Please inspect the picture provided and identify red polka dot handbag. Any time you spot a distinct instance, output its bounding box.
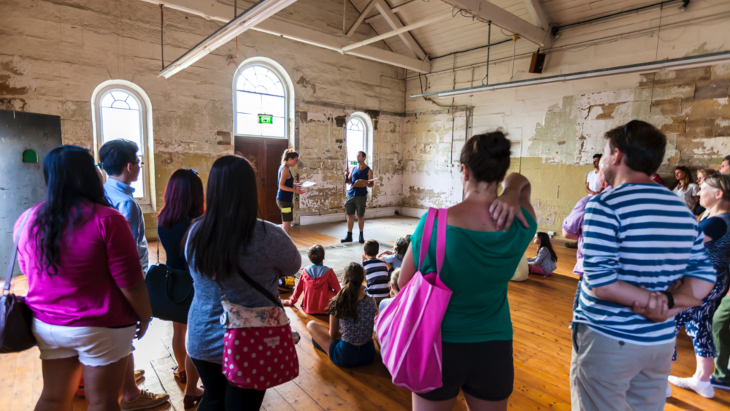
[219,270,299,390]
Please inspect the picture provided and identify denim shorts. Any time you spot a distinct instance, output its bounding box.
[329,339,375,368]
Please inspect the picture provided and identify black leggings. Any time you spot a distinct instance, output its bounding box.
[191,357,266,411]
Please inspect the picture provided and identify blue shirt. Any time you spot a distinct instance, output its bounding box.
[104,178,149,273]
[276,165,294,202]
[347,166,370,197]
[573,183,716,345]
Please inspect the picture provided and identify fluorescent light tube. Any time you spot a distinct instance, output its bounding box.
[159,0,297,79]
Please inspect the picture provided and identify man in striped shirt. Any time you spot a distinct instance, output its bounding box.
[571,120,716,411]
[361,240,390,302]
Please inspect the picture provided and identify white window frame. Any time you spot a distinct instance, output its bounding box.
[345,112,374,194]
[91,81,156,211]
[233,58,294,141]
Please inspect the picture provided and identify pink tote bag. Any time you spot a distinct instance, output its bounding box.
[375,207,452,393]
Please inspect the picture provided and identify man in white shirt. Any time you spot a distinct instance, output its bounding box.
[585,154,603,195]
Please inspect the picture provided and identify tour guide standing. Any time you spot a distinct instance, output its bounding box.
[277,149,305,235]
[342,151,374,244]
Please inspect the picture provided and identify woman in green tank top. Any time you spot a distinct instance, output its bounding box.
[398,131,537,411]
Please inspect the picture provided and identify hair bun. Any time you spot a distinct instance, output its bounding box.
[460,131,512,184]
[478,132,511,159]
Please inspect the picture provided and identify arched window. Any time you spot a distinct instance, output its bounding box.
[234,64,287,138]
[92,83,153,206]
[345,114,373,192]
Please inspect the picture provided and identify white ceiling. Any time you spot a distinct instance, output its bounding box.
[349,0,671,59]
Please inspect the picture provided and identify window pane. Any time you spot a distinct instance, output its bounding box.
[101,93,114,107]
[237,113,262,136]
[101,107,142,149]
[130,166,144,199]
[236,91,261,115]
[126,97,139,110]
[347,129,364,163]
[261,116,285,138]
[235,65,286,137]
[99,89,146,200]
[347,118,363,132]
[261,95,284,117]
[111,91,128,101]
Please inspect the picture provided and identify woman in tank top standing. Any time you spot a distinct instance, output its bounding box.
[277,149,305,234]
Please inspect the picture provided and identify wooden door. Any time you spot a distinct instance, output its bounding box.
[234,137,289,224]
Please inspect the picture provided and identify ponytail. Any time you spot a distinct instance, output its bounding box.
[281,148,298,164]
[326,262,364,321]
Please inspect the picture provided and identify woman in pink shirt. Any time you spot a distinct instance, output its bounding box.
[14,145,153,411]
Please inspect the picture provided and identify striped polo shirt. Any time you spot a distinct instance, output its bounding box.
[362,258,390,298]
[573,183,716,345]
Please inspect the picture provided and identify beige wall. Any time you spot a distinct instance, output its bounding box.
[403,0,730,236]
[5,0,730,240]
[0,0,407,237]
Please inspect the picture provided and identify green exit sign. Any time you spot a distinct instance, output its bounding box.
[258,114,273,124]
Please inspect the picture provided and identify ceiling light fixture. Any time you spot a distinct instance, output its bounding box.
[158,0,297,78]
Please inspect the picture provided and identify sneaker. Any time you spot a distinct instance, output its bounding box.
[120,389,170,411]
[668,375,714,398]
[666,383,671,398]
[710,375,730,390]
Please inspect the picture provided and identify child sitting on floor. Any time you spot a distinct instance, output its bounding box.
[378,268,401,312]
[377,235,410,273]
[361,240,390,303]
[282,244,341,314]
[527,232,558,277]
[305,262,377,368]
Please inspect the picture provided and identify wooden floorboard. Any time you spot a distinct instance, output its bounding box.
[2,233,730,410]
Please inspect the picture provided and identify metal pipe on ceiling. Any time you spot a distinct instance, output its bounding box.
[410,51,730,99]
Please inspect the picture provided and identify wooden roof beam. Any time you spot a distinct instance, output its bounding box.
[374,0,427,60]
[440,0,552,47]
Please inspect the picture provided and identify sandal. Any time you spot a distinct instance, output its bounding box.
[172,366,187,385]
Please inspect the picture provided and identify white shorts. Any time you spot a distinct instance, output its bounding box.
[32,318,135,367]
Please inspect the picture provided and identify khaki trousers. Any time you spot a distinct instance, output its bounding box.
[570,323,674,411]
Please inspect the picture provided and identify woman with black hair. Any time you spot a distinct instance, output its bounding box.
[156,169,205,407]
[185,155,301,410]
[527,232,558,277]
[398,131,537,411]
[13,145,155,411]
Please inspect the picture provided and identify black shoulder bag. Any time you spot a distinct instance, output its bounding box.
[0,211,37,353]
[145,241,194,324]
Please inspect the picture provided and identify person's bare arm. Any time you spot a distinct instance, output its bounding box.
[562,228,579,240]
[279,167,305,194]
[345,168,352,185]
[119,278,153,339]
[367,169,374,188]
[633,277,715,321]
[592,281,657,308]
[398,244,417,290]
[328,315,341,340]
[585,181,594,195]
[489,173,534,230]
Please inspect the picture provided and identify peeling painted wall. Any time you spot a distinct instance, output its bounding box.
[0,0,406,235]
[296,105,405,217]
[404,0,730,236]
[405,63,730,235]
